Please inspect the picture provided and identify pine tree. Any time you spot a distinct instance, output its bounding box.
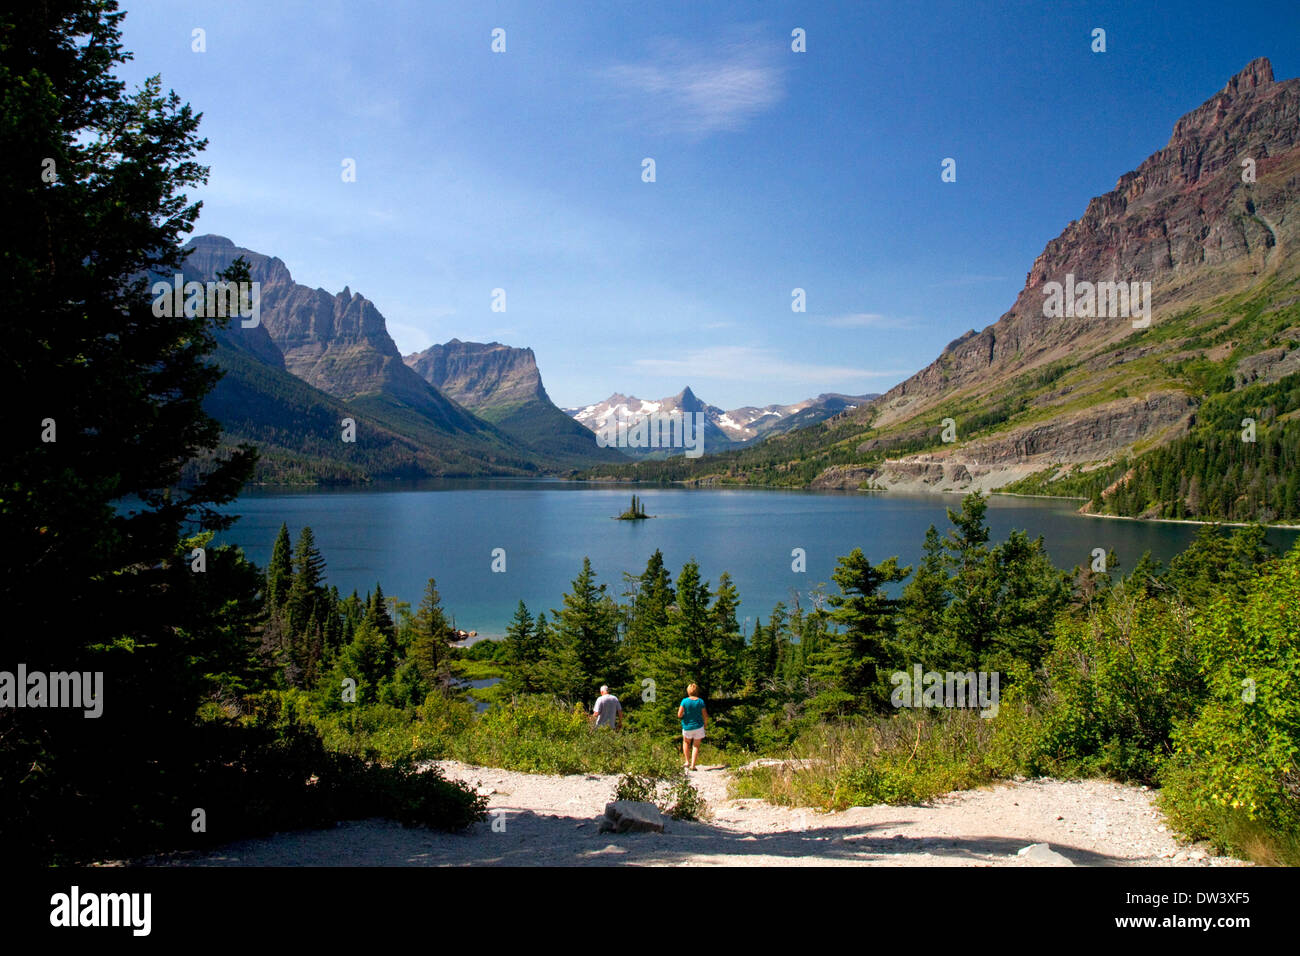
[266,523,293,610]
[896,524,953,668]
[502,601,554,696]
[0,1,264,862]
[625,549,674,668]
[365,582,396,640]
[710,571,745,694]
[553,558,622,704]
[942,493,999,670]
[988,530,1069,671]
[813,549,910,711]
[410,578,456,691]
[286,526,326,629]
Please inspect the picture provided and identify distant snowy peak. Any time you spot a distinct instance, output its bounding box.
[566,388,879,446]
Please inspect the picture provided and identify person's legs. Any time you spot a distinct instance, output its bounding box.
[690,737,701,769]
[682,735,691,766]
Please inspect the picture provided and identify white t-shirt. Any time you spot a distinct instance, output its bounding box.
[593,693,622,727]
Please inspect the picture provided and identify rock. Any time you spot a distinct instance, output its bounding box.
[601,801,666,834]
[582,843,628,857]
[1016,843,1075,866]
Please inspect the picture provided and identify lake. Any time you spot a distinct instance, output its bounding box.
[217,480,1300,639]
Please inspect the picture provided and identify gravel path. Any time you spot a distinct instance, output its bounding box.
[151,762,1247,867]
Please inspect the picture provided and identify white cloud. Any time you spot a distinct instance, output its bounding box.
[601,31,784,135]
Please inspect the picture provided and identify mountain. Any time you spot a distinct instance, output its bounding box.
[183,236,567,481]
[582,59,1300,523]
[721,393,879,442]
[185,235,485,436]
[404,339,624,466]
[566,387,740,457]
[567,388,876,456]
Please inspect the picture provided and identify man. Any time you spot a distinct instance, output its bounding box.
[591,684,623,730]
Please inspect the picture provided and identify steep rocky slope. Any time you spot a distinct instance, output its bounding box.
[590,58,1300,511]
[183,237,600,480]
[404,339,624,465]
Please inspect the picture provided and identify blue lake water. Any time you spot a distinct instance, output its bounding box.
[217,480,1300,638]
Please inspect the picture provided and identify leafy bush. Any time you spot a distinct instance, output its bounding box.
[1159,550,1300,860]
[1027,587,1202,782]
[613,769,707,821]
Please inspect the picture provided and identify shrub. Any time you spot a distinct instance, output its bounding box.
[1160,550,1300,859]
[613,769,707,821]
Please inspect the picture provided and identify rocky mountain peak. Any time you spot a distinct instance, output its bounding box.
[404,339,547,411]
[1223,56,1273,95]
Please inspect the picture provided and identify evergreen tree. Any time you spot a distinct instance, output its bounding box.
[552,558,622,704]
[0,1,259,862]
[814,549,910,711]
[896,524,952,668]
[625,549,675,667]
[266,522,293,610]
[365,581,396,640]
[286,526,326,628]
[942,493,999,670]
[987,530,1069,671]
[710,571,745,694]
[329,621,395,707]
[410,577,456,691]
[501,600,553,696]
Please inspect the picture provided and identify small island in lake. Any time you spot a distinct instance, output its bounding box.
[616,494,653,520]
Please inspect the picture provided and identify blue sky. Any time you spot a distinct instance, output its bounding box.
[117,0,1300,409]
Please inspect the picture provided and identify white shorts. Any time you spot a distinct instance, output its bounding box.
[681,727,706,741]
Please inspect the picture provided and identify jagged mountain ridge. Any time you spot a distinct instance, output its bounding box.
[568,387,876,455]
[183,236,616,479]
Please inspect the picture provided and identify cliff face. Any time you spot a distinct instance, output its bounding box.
[811,58,1300,494]
[868,58,1300,433]
[184,235,484,435]
[404,339,548,412]
[404,339,626,465]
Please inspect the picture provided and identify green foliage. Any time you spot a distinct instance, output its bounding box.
[1160,548,1300,857]
[614,769,707,821]
[617,494,650,519]
[812,549,910,710]
[0,0,260,863]
[1092,373,1300,522]
[732,710,999,810]
[551,558,624,704]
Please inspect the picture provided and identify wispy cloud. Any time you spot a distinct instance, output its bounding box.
[627,346,905,385]
[601,30,784,135]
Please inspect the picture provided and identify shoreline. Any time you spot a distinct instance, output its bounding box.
[574,476,1300,531]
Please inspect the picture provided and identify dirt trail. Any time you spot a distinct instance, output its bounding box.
[150,762,1247,867]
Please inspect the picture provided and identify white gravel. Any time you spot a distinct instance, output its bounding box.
[147,762,1248,867]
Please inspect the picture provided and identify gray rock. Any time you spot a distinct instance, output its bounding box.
[602,800,666,834]
[1016,843,1075,866]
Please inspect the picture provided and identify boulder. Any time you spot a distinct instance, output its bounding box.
[600,800,666,834]
[1016,842,1075,866]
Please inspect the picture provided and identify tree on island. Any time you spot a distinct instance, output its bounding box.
[617,494,651,520]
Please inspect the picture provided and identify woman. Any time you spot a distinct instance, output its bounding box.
[677,683,708,771]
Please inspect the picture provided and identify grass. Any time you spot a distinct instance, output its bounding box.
[731,709,1002,810]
